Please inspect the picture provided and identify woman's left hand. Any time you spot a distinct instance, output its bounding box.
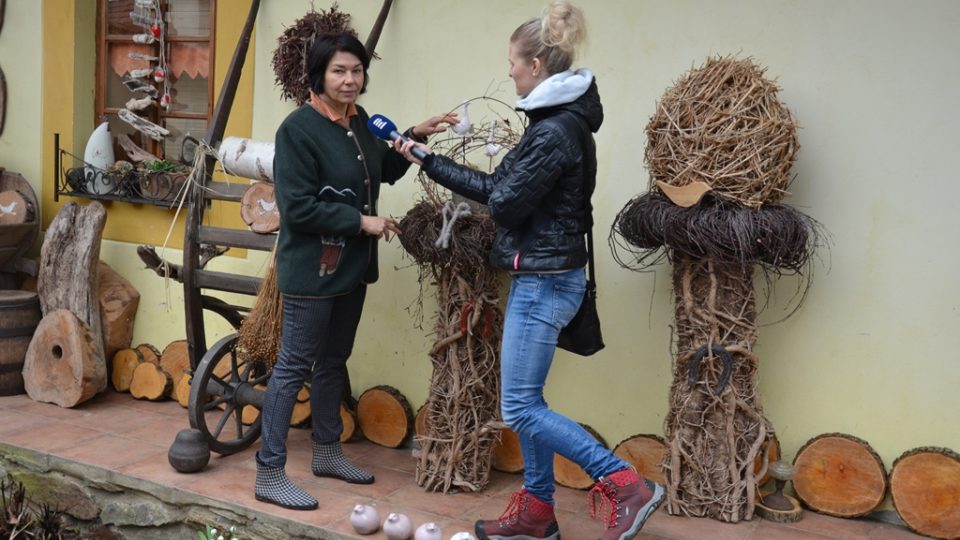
[411,113,460,140]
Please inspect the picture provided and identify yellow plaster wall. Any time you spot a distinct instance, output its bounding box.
[0,1,43,199]
[17,0,959,510]
[36,0,259,350]
[249,0,960,481]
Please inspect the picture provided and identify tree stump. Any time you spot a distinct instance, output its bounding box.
[614,434,667,485]
[555,424,607,490]
[492,426,524,474]
[889,447,960,540]
[111,347,144,392]
[98,262,140,362]
[37,201,108,379]
[23,309,103,407]
[792,433,887,518]
[357,385,413,448]
[240,181,280,233]
[129,361,173,401]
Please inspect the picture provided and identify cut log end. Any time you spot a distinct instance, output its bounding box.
[613,433,667,485]
[129,361,173,401]
[555,424,607,489]
[493,426,524,474]
[356,385,413,448]
[23,309,105,408]
[136,343,162,365]
[111,347,144,392]
[340,402,358,443]
[792,433,887,518]
[890,447,960,540]
[159,339,190,387]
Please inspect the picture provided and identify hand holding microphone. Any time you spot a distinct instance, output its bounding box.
[367,113,457,164]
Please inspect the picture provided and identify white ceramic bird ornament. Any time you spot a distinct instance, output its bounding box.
[484,121,502,157]
[451,102,473,137]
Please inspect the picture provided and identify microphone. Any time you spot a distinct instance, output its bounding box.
[367,114,429,160]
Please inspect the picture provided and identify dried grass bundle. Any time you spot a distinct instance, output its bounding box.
[237,261,281,366]
[611,191,822,273]
[271,4,356,105]
[646,56,799,208]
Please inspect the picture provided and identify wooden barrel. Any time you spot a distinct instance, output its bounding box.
[0,290,42,395]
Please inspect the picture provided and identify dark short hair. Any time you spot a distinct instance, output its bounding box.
[307,32,370,96]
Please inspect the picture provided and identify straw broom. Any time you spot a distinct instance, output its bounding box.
[237,252,282,366]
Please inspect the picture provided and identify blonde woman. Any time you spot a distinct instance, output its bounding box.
[397,2,664,539]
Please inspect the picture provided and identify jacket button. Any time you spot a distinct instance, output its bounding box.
[356,154,363,161]
[363,204,370,212]
[364,178,370,186]
[347,131,354,137]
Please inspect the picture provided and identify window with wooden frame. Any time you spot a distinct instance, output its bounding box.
[97,0,215,162]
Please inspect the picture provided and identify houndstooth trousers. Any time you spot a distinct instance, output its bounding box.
[257,285,367,468]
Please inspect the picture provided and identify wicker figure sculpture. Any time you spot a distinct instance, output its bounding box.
[611,57,822,522]
[399,99,523,493]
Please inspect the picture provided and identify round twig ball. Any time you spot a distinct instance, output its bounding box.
[645,56,799,208]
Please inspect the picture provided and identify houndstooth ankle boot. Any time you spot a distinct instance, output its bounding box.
[312,440,374,484]
[254,456,318,510]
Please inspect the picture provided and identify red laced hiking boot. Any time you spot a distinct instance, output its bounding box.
[475,489,561,540]
[589,469,665,540]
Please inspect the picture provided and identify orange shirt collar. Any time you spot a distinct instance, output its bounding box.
[309,91,358,124]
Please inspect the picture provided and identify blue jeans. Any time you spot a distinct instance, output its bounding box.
[258,286,366,468]
[501,269,628,505]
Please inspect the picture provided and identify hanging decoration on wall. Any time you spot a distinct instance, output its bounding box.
[398,96,524,493]
[118,0,172,140]
[271,4,357,105]
[610,56,825,523]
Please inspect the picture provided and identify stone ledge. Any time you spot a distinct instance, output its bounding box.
[0,442,353,539]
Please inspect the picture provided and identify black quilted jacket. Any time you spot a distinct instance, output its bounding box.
[422,80,602,272]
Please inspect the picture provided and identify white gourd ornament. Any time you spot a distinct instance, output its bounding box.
[383,513,414,540]
[414,522,443,540]
[83,121,116,194]
[350,504,380,535]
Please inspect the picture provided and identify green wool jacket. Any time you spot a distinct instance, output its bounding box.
[273,104,412,297]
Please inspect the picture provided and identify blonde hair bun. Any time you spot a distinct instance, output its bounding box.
[540,0,587,56]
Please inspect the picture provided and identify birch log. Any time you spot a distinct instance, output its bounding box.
[219,137,274,182]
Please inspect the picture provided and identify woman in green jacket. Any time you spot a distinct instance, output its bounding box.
[254,32,453,511]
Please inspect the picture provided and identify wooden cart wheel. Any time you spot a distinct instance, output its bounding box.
[889,447,960,539]
[792,433,887,518]
[188,333,270,455]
